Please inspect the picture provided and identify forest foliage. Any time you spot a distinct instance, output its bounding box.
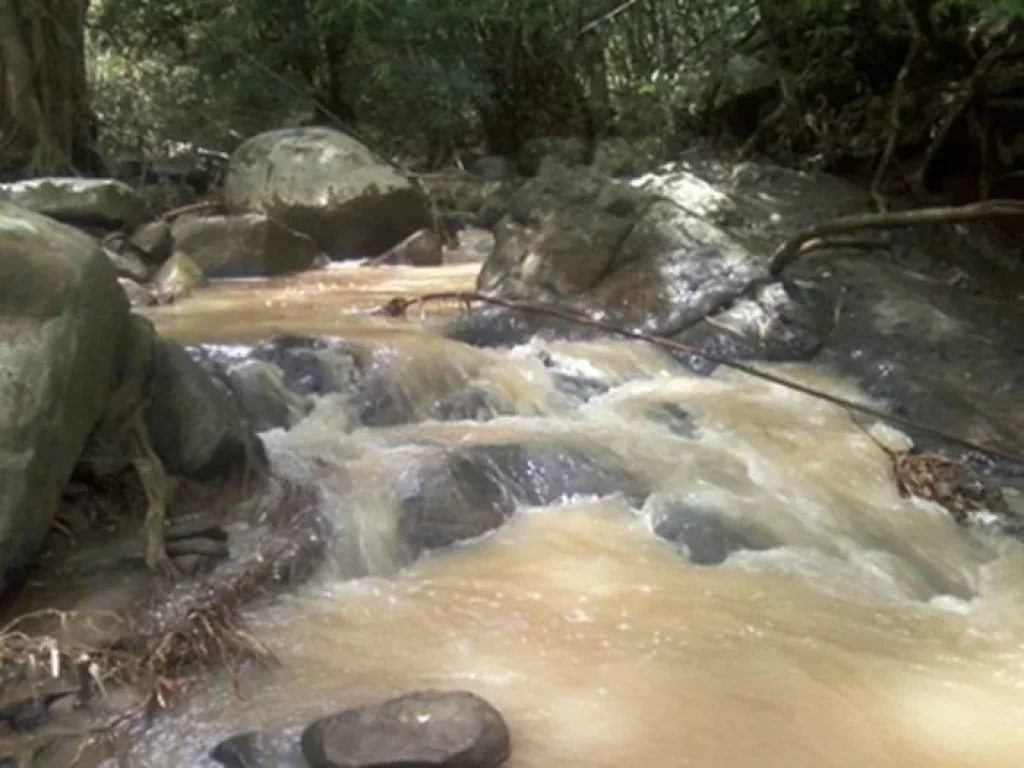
[1,0,1022,197]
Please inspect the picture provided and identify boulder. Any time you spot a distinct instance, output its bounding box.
[224,127,434,259]
[128,219,174,265]
[301,690,510,768]
[170,213,322,278]
[367,228,443,267]
[211,729,308,768]
[396,442,649,558]
[472,154,867,362]
[220,359,313,433]
[0,178,149,232]
[143,336,268,479]
[0,202,129,584]
[645,495,779,565]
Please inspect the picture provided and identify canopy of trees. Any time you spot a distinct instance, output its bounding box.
[1,0,1022,201]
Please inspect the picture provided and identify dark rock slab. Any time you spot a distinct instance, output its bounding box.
[398,442,649,557]
[647,498,779,565]
[301,690,510,768]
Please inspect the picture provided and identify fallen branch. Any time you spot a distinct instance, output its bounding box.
[374,290,1024,466]
[769,199,1024,275]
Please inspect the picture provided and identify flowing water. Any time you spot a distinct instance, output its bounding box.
[133,264,1024,766]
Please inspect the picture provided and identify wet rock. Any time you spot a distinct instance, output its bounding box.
[430,387,517,423]
[170,213,322,278]
[476,166,641,302]
[222,359,313,432]
[0,202,129,586]
[643,402,694,438]
[366,228,443,266]
[301,690,510,768]
[211,728,308,768]
[251,335,366,397]
[144,334,267,479]
[398,442,649,556]
[647,498,779,565]
[152,251,205,303]
[443,307,601,349]
[128,219,173,264]
[224,127,433,259]
[807,257,1024,458]
[0,178,149,231]
[474,153,863,356]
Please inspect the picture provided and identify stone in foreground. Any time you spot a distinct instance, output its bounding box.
[301,690,510,768]
[0,202,129,587]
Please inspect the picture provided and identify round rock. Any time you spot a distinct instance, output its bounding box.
[301,690,510,768]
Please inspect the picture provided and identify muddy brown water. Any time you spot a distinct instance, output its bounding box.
[121,263,1024,766]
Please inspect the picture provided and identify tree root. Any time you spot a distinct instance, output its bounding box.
[124,406,175,578]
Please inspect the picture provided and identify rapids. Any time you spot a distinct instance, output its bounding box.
[131,263,1024,767]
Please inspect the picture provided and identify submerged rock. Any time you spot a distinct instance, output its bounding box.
[0,203,129,587]
[397,442,649,557]
[647,497,779,565]
[211,728,308,768]
[222,359,314,432]
[301,690,510,768]
[251,335,366,397]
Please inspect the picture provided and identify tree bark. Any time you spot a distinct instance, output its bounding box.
[0,0,100,178]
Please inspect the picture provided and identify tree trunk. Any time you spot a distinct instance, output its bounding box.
[0,0,101,178]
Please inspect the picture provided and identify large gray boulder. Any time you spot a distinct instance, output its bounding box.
[170,213,322,277]
[470,154,867,358]
[224,127,434,259]
[0,178,149,232]
[0,203,129,582]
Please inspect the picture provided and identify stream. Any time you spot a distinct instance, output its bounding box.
[129,263,1024,767]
